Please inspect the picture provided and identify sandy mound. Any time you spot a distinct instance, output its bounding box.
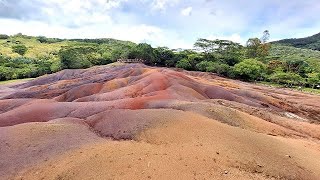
[1,63,320,180]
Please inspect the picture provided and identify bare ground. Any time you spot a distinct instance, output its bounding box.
[1,63,320,180]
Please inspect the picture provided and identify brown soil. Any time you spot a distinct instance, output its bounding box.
[1,63,320,180]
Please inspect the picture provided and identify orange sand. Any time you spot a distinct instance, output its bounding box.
[1,63,320,180]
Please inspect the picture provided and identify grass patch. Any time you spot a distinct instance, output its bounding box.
[0,78,34,85]
[257,81,320,94]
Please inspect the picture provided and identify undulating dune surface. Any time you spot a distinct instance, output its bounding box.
[1,63,320,180]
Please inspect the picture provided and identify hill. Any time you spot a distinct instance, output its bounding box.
[269,44,320,72]
[0,34,135,58]
[273,32,320,51]
[0,34,136,80]
[1,63,320,179]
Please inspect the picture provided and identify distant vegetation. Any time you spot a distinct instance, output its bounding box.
[273,32,320,51]
[0,32,320,90]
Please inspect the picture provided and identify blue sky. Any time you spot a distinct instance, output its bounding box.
[0,0,319,48]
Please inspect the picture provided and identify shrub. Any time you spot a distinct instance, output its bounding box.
[233,59,267,81]
[196,61,211,71]
[269,72,305,86]
[12,44,28,56]
[59,46,97,69]
[0,34,9,39]
[176,59,192,70]
[307,73,320,88]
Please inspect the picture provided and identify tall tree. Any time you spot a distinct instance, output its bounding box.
[261,30,270,44]
[246,30,271,59]
[246,38,261,58]
[194,38,242,65]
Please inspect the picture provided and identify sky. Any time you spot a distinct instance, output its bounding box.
[0,0,319,49]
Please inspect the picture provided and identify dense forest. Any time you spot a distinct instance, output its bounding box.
[1,32,320,90]
[273,32,320,51]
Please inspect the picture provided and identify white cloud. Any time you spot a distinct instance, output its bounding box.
[38,0,128,27]
[207,34,245,44]
[1,0,320,49]
[150,0,180,12]
[0,18,192,49]
[181,7,192,16]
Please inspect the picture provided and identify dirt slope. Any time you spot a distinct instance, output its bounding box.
[1,63,320,180]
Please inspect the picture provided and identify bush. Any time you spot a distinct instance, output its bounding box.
[59,46,97,69]
[196,61,211,71]
[12,44,28,56]
[210,63,231,76]
[127,43,155,64]
[233,59,267,81]
[307,73,320,88]
[0,34,9,39]
[269,72,305,86]
[37,36,63,43]
[176,59,192,70]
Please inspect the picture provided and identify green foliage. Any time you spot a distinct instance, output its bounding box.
[127,43,155,64]
[246,38,262,58]
[208,63,232,76]
[283,58,311,76]
[0,34,9,39]
[196,61,231,76]
[0,34,136,81]
[153,47,175,66]
[194,38,243,65]
[246,38,270,60]
[37,36,63,43]
[0,55,58,80]
[59,46,106,69]
[274,32,320,51]
[233,59,267,81]
[307,73,320,88]
[176,59,192,70]
[12,44,28,56]
[269,72,305,86]
[196,61,211,71]
[1,33,320,91]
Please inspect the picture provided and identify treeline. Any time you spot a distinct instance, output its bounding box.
[0,32,320,89]
[58,33,320,89]
[274,32,320,51]
[0,55,60,80]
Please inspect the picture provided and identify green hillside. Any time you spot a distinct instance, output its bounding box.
[273,32,320,51]
[0,34,135,59]
[0,34,136,80]
[269,44,320,72]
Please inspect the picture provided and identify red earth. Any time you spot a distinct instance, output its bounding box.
[1,63,320,180]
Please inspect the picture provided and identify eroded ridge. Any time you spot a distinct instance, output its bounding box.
[1,63,320,180]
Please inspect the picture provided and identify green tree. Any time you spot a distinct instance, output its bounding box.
[176,58,192,70]
[196,61,211,72]
[269,72,305,87]
[194,39,243,65]
[12,45,28,56]
[0,34,9,39]
[127,43,155,64]
[153,47,174,66]
[307,73,320,89]
[246,38,261,58]
[283,58,311,76]
[261,30,270,44]
[208,63,231,76]
[110,47,130,61]
[59,46,99,69]
[233,59,267,81]
[246,31,271,59]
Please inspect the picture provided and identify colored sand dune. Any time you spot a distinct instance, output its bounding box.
[1,63,320,180]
